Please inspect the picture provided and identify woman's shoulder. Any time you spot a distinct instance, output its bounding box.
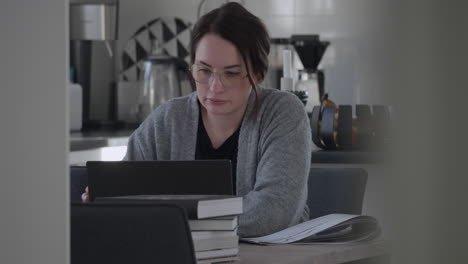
[161,92,197,110]
[132,93,197,137]
[147,92,197,119]
[259,88,305,113]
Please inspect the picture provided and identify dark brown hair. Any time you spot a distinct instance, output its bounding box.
[190,2,270,109]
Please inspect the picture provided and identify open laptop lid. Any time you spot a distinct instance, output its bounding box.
[71,202,196,264]
[86,160,233,201]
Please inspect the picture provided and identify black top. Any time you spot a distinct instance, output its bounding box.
[195,112,240,194]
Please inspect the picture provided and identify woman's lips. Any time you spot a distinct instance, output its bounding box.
[207,98,227,105]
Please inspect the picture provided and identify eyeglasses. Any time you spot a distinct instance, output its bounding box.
[190,64,248,88]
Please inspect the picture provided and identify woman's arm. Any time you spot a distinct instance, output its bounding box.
[123,111,159,161]
[239,93,312,237]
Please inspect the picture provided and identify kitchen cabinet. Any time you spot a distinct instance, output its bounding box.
[69,129,132,165]
[70,145,127,165]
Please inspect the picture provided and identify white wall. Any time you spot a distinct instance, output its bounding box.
[115,0,388,105]
[246,0,388,105]
[0,1,69,264]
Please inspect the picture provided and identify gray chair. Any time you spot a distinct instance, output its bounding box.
[307,168,368,219]
[70,166,88,202]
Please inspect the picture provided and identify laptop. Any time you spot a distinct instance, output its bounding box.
[86,160,233,201]
[71,202,196,264]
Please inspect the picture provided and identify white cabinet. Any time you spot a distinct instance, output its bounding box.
[70,145,127,165]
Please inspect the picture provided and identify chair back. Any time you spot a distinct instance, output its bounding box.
[71,203,196,264]
[307,168,368,219]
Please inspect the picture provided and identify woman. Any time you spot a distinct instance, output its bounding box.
[83,2,311,237]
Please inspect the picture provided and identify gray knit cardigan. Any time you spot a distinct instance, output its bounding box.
[124,88,312,237]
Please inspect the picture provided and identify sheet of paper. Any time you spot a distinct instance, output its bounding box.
[242,214,359,244]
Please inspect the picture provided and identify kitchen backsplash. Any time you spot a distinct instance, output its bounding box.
[89,0,389,119]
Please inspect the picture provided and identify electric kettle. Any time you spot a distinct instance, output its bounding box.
[137,44,194,122]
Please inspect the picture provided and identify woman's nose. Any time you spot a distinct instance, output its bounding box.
[208,73,225,92]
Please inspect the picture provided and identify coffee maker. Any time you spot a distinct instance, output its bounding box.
[291,35,329,113]
[266,35,329,113]
[69,0,119,130]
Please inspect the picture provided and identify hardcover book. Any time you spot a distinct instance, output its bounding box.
[97,194,243,219]
[189,216,238,231]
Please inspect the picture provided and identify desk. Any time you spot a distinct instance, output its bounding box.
[239,240,388,264]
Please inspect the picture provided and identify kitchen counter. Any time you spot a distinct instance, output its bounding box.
[70,129,133,151]
[71,129,385,164]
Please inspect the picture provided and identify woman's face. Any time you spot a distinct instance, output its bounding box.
[193,34,254,117]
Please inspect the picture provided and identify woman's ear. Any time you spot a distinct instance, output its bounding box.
[251,74,258,85]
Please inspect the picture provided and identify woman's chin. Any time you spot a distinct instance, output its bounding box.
[205,105,230,115]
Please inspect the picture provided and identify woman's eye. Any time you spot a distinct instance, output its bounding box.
[198,69,211,74]
[225,71,241,77]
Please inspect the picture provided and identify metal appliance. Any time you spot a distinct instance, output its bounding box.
[136,41,194,123]
[264,38,296,90]
[291,35,329,102]
[69,0,119,129]
[266,35,329,113]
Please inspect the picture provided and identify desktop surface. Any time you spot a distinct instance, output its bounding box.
[239,239,388,264]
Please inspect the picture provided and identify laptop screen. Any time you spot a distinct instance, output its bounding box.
[86,160,233,201]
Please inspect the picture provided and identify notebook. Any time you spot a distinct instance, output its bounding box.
[86,160,233,201]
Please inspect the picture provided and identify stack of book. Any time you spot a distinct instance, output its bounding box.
[190,216,240,264]
[100,194,243,264]
[181,195,242,264]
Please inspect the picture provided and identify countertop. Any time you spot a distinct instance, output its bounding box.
[70,129,133,151]
[71,129,384,164]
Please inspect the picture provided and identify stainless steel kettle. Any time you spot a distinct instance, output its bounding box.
[137,44,194,122]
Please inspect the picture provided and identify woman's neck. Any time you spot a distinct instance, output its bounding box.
[201,106,246,149]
